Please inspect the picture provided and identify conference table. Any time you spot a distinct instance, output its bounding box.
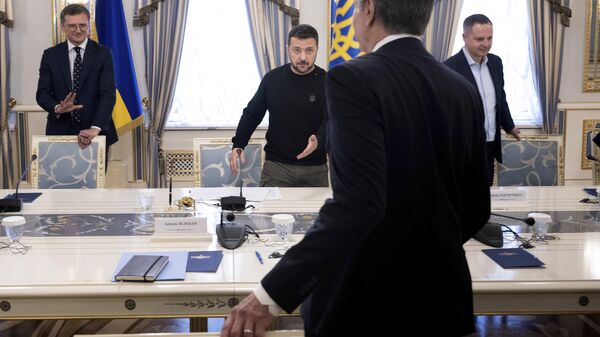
[0,186,600,323]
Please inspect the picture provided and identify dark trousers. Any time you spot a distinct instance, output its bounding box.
[486,141,495,186]
[260,160,329,187]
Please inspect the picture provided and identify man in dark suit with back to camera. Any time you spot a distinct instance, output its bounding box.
[36,4,117,150]
[221,1,490,337]
[445,14,520,185]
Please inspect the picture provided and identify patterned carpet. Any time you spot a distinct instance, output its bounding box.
[2,315,600,336]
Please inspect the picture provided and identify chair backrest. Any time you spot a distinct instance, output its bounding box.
[592,128,600,185]
[496,134,564,186]
[31,135,106,189]
[193,138,265,187]
[74,331,304,337]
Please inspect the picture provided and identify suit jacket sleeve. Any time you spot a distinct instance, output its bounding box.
[461,88,491,242]
[93,48,117,130]
[36,49,60,115]
[494,57,515,133]
[260,63,387,313]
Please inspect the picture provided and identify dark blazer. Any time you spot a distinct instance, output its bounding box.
[444,49,515,162]
[36,39,118,146]
[261,38,490,336]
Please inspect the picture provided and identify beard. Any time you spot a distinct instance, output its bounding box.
[291,61,314,74]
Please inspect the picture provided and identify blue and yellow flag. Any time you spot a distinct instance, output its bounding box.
[329,0,363,69]
[95,0,143,133]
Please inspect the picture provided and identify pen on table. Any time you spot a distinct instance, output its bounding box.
[255,250,264,264]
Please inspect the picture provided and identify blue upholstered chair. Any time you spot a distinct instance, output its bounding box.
[496,135,564,186]
[193,138,265,187]
[31,135,106,189]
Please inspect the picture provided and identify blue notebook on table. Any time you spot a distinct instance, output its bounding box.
[186,251,223,272]
[482,248,545,269]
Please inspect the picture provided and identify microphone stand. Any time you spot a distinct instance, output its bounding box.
[0,155,37,213]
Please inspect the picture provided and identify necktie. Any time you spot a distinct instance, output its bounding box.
[71,46,82,124]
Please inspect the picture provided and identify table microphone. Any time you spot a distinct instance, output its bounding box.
[0,154,38,212]
[490,212,535,226]
[221,149,246,211]
[218,150,248,249]
[474,212,536,248]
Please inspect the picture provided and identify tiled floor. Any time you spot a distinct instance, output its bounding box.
[3,315,600,336]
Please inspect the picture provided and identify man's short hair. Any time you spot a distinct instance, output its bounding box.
[60,4,90,23]
[288,24,319,46]
[356,0,434,35]
[463,14,492,34]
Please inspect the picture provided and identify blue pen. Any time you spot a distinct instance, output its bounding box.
[255,250,264,264]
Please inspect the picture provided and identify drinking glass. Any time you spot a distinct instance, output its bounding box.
[2,216,25,243]
[138,191,154,211]
[272,214,294,241]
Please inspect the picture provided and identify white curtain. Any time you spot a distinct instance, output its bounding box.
[529,0,570,133]
[0,0,14,188]
[137,0,190,187]
[245,0,297,77]
[423,0,464,61]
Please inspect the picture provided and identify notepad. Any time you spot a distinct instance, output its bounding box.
[112,251,188,281]
[482,248,545,269]
[186,251,223,272]
[115,255,169,281]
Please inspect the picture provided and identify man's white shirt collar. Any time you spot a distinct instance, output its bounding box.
[68,38,88,52]
[373,34,420,52]
[462,46,488,66]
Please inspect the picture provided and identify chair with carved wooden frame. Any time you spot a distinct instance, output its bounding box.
[495,134,564,186]
[192,138,266,187]
[31,135,106,189]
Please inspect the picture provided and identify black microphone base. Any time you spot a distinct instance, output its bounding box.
[0,199,22,212]
[474,222,503,248]
[221,196,246,211]
[217,224,247,250]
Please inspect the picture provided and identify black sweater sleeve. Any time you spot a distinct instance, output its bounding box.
[231,76,268,149]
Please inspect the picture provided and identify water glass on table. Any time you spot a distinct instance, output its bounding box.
[272,214,294,241]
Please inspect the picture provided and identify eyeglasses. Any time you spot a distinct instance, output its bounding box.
[290,46,316,56]
[65,23,89,32]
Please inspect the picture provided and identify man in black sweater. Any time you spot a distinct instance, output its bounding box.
[230,24,328,187]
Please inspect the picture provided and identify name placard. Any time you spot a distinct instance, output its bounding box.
[154,217,207,234]
[490,189,527,202]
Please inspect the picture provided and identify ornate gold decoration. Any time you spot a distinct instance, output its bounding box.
[582,119,600,169]
[177,196,196,210]
[584,0,600,91]
[133,0,165,27]
[548,0,572,27]
[0,10,13,27]
[267,0,300,26]
[7,97,16,108]
[141,97,150,109]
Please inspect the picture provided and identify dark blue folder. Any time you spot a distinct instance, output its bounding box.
[186,251,223,272]
[3,193,42,203]
[482,248,545,268]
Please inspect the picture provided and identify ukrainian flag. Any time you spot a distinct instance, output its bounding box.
[95,0,143,133]
[329,0,363,69]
